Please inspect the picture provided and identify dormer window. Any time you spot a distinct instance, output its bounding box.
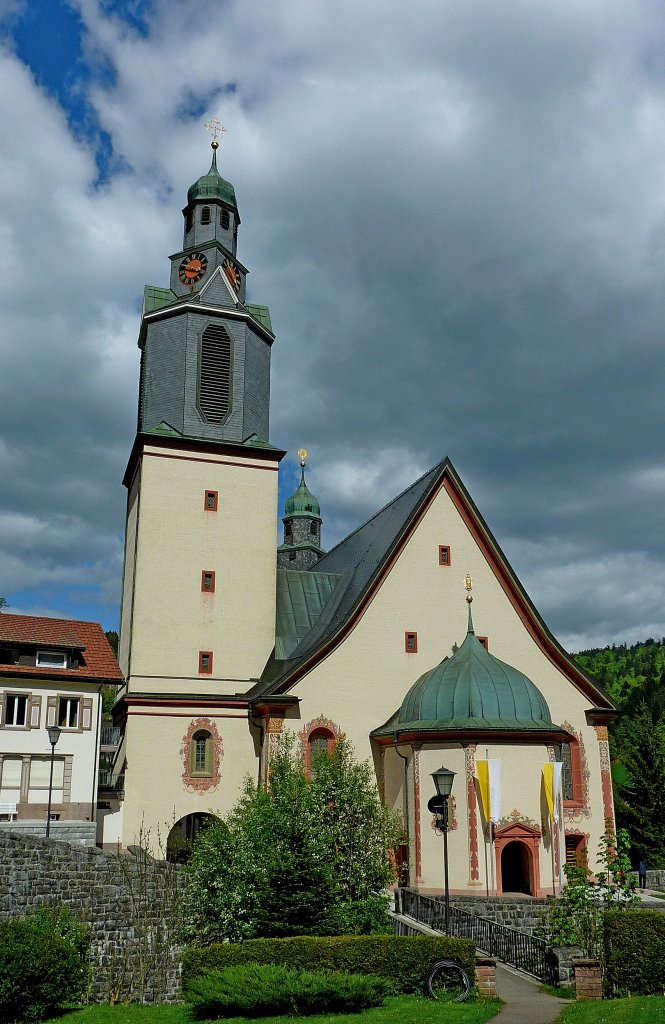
[201,206,211,225]
[36,650,67,669]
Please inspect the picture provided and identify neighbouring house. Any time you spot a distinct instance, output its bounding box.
[0,614,122,844]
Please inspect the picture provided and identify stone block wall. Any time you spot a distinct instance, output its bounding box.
[450,895,550,935]
[0,830,183,1003]
[0,820,96,846]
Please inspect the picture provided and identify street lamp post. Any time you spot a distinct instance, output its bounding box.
[429,766,456,934]
[46,725,62,838]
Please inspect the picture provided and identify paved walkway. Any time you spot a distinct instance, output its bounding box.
[495,963,571,1024]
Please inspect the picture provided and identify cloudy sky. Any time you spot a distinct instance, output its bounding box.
[1,0,664,651]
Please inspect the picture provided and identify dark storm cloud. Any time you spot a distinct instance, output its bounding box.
[2,0,665,645]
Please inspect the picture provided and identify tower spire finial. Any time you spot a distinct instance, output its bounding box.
[297,447,309,484]
[464,573,474,632]
[204,117,226,166]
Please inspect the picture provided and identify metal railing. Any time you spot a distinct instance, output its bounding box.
[100,726,121,746]
[400,889,552,982]
[97,769,125,792]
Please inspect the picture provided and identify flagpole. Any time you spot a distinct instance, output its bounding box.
[484,748,489,898]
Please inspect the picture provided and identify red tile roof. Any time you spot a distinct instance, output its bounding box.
[0,614,123,682]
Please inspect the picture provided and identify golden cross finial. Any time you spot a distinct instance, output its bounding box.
[297,448,309,468]
[464,573,473,603]
[204,117,226,150]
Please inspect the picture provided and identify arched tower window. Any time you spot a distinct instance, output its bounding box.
[221,208,230,230]
[201,206,211,225]
[190,729,213,777]
[198,324,232,422]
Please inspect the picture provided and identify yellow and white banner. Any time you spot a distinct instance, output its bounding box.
[543,762,563,824]
[476,758,501,825]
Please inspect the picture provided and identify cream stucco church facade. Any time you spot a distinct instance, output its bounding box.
[104,140,617,897]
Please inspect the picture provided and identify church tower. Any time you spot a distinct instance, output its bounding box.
[277,449,325,570]
[114,131,284,848]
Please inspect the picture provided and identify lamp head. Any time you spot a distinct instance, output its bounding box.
[48,725,62,747]
[431,765,455,798]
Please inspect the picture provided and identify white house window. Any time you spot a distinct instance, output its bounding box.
[4,694,28,727]
[58,697,79,729]
[36,650,67,668]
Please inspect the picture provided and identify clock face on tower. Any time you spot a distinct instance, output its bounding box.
[179,252,208,286]
[223,257,242,294]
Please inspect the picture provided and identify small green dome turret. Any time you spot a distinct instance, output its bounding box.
[284,449,321,519]
[284,480,321,518]
[187,143,237,208]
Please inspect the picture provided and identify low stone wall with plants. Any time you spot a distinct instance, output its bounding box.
[0,830,183,1003]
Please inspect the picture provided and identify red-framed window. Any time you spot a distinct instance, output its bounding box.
[477,636,489,651]
[561,740,584,806]
[201,570,216,593]
[438,545,451,566]
[198,651,213,675]
[204,490,218,512]
[405,631,418,653]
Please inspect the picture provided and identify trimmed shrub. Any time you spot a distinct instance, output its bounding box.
[604,909,665,996]
[185,963,390,1018]
[182,933,476,995]
[0,906,90,1023]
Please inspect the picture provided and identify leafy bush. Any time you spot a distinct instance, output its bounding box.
[604,909,665,996]
[182,933,476,996]
[185,963,389,1018]
[183,736,402,942]
[0,905,90,1023]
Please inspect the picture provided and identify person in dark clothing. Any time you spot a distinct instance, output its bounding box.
[639,859,648,889]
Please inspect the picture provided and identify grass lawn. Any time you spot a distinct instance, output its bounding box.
[556,995,665,1022]
[58,995,502,1024]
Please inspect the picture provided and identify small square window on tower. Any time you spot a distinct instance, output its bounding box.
[201,571,216,593]
[438,545,451,566]
[405,632,418,653]
[204,490,218,512]
[477,636,489,651]
[198,651,213,675]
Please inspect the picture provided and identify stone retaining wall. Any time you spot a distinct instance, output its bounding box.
[1,830,183,1003]
[0,820,96,846]
[450,895,550,935]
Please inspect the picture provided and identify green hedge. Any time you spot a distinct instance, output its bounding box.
[182,934,476,995]
[185,963,390,1018]
[604,910,665,996]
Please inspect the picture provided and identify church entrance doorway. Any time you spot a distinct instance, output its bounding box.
[501,841,532,894]
[493,819,542,897]
[166,812,218,862]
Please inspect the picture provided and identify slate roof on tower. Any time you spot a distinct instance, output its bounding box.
[252,456,617,716]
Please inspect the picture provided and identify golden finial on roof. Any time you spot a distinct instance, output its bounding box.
[204,117,226,150]
[464,573,473,603]
[297,448,309,468]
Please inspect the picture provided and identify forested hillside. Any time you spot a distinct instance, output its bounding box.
[574,638,665,867]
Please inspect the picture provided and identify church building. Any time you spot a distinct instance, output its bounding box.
[106,138,617,897]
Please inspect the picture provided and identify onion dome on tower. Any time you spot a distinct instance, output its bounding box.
[277,449,325,571]
[373,578,567,742]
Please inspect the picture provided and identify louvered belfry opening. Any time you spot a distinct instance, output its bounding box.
[201,206,211,224]
[199,323,232,422]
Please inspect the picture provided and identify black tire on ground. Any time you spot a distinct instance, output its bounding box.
[424,959,471,1003]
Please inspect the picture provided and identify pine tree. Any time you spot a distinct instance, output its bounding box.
[616,702,665,867]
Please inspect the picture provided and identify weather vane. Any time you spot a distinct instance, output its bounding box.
[204,117,226,149]
[297,448,309,468]
[464,573,473,603]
